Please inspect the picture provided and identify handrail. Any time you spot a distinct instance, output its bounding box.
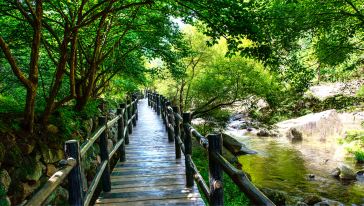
[147,90,275,206]
[26,97,139,206]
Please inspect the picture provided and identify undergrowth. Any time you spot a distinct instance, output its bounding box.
[192,142,250,205]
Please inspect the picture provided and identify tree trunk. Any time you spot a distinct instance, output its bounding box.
[23,86,37,133]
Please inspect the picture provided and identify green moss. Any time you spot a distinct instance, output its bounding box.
[192,141,250,205]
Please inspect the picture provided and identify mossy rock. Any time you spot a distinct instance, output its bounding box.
[0,143,5,163]
[0,196,11,206]
[3,145,22,167]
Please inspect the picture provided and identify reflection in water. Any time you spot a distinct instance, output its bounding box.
[232,135,364,204]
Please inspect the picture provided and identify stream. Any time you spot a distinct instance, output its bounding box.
[225,128,364,205]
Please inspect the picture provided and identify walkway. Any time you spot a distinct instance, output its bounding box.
[95,99,204,205]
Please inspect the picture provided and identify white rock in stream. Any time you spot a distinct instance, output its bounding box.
[276,109,343,141]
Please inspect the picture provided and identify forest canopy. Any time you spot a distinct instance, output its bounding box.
[0,0,363,133]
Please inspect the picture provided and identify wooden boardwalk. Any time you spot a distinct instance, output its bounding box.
[95,99,205,205]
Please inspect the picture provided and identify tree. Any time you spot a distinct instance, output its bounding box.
[0,0,43,132]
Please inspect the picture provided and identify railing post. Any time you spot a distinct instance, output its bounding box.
[65,140,84,206]
[157,94,160,115]
[161,96,166,123]
[123,103,130,144]
[147,92,150,106]
[127,99,133,134]
[208,134,224,206]
[183,113,194,187]
[167,107,174,142]
[117,105,126,162]
[165,101,171,131]
[135,99,139,121]
[173,106,181,159]
[132,100,137,127]
[153,93,157,111]
[98,116,111,192]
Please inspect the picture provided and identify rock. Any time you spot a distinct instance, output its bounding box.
[313,200,344,206]
[0,196,11,206]
[41,147,64,164]
[257,129,270,137]
[308,174,315,180]
[43,186,68,205]
[20,182,40,202]
[46,164,57,177]
[107,139,113,153]
[0,170,11,195]
[231,114,244,121]
[46,124,59,134]
[222,133,257,155]
[260,188,286,205]
[0,143,5,163]
[83,119,93,137]
[276,110,343,141]
[338,164,356,180]
[25,161,44,182]
[296,201,309,206]
[330,168,340,177]
[303,194,322,205]
[287,128,303,142]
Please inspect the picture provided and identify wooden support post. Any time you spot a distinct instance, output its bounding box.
[117,106,126,162]
[157,94,160,115]
[165,101,171,131]
[135,99,138,121]
[123,103,130,145]
[99,116,111,192]
[208,134,224,206]
[183,113,194,187]
[65,140,84,206]
[147,92,150,106]
[161,96,166,123]
[173,106,181,159]
[167,108,174,142]
[132,100,137,127]
[127,99,133,135]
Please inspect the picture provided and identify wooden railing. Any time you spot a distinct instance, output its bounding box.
[26,98,139,206]
[147,91,275,206]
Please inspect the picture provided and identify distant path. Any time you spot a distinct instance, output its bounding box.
[95,99,204,205]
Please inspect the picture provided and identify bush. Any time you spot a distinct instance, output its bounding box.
[354,150,364,163]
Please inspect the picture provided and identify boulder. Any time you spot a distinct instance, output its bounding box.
[0,170,11,196]
[287,128,303,142]
[222,133,257,155]
[46,124,59,134]
[330,168,340,177]
[296,201,309,206]
[46,164,57,177]
[313,200,343,206]
[257,129,270,137]
[338,164,356,180]
[260,188,286,206]
[83,119,93,137]
[41,147,64,164]
[303,194,322,205]
[43,186,68,205]
[0,196,11,206]
[276,110,343,141]
[25,161,44,182]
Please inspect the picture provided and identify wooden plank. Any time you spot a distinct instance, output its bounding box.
[95,198,205,206]
[115,161,184,169]
[97,187,201,203]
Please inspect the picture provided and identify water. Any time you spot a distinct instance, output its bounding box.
[226,131,364,205]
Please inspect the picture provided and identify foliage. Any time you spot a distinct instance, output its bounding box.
[192,140,250,206]
[357,85,364,98]
[340,130,364,163]
[154,27,285,117]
